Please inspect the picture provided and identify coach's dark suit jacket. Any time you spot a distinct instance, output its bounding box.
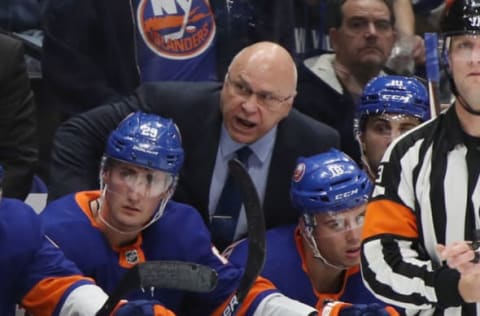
[49,82,339,230]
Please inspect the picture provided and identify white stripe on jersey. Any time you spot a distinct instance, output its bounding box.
[362,108,480,315]
[415,143,438,261]
[444,147,468,244]
[59,284,108,316]
[363,239,436,305]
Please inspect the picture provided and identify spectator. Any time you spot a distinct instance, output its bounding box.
[47,41,340,250]
[225,149,399,315]
[355,75,429,180]
[292,0,424,70]
[0,32,38,200]
[360,0,480,314]
[41,112,318,315]
[294,0,396,163]
[41,0,295,120]
[0,163,179,316]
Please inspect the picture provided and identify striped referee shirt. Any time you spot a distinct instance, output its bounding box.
[361,106,480,315]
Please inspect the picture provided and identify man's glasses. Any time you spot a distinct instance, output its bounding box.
[226,74,293,110]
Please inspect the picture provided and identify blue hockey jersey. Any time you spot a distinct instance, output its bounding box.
[41,191,278,316]
[0,198,98,316]
[227,224,388,312]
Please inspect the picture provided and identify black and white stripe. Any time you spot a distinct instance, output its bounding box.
[362,106,480,315]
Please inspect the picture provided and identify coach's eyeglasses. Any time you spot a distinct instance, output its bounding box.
[226,73,294,110]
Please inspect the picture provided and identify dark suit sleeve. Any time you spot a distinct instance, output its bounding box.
[0,35,38,200]
[48,81,222,203]
[47,96,142,201]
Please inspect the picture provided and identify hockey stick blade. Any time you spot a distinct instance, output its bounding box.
[96,261,218,316]
[228,159,266,310]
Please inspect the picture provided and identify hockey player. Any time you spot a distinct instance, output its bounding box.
[40,111,318,315]
[355,75,429,180]
[225,149,399,315]
[361,0,480,314]
[0,162,174,316]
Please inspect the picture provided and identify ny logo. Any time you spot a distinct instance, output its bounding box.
[151,0,192,16]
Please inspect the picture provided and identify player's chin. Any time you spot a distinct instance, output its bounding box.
[341,257,360,268]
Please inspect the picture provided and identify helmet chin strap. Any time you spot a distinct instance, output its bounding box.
[301,227,347,271]
[456,93,480,116]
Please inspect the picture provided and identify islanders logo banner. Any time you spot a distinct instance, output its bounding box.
[137,0,216,60]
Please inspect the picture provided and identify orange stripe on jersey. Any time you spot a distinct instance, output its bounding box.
[211,276,277,316]
[74,191,146,268]
[362,200,418,240]
[294,225,361,308]
[21,275,94,316]
[74,190,103,229]
[294,226,309,275]
[153,304,176,315]
[116,238,146,268]
[314,267,360,311]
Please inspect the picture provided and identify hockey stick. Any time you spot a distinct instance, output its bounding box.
[424,32,441,118]
[222,159,266,315]
[96,261,218,316]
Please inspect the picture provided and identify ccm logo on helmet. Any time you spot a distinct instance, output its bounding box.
[335,188,359,200]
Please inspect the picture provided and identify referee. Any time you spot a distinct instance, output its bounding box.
[360,0,480,314]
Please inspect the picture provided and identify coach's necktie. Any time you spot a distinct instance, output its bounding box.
[211,146,252,250]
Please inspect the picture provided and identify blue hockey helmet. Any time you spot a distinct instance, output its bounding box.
[357,75,430,128]
[290,149,372,214]
[105,112,184,175]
